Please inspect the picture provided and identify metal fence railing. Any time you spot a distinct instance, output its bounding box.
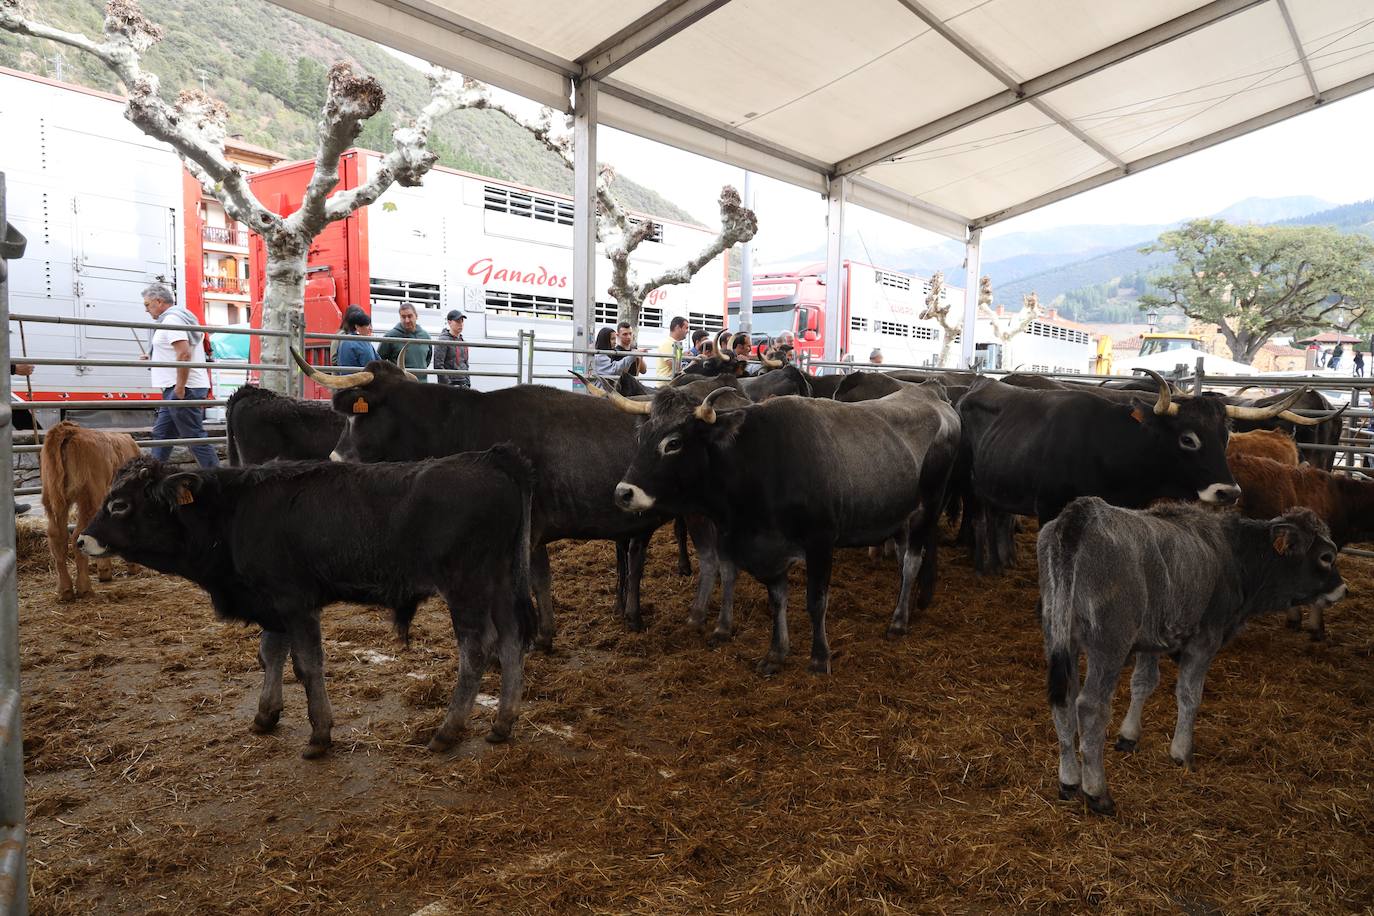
[1,174,28,916]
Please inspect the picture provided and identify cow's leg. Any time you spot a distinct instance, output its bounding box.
[488,626,525,744]
[75,494,110,585]
[888,527,920,638]
[429,619,490,753]
[613,539,628,620]
[250,629,289,734]
[1309,602,1326,642]
[1077,644,1131,815]
[685,516,717,630]
[757,578,791,677]
[288,614,333,759]
[1169,641,1218,768]
[1115,652,1160,752]
[674,516,692,577]
[46,505,74,601]
[530,543,555,653]
[803,548,834,674]
[1286,605,1302,630]
[1050,649,1082,801]
[709,559,739,647]
[621,535,648,632]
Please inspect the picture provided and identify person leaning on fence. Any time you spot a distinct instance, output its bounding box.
[615,321,648,376]
[140,282,219,468]
[655,316,690,379]
[434,309,471,388]
[335,306,380,369]
[376,302,432,381]
[688,329,709,357]
[592,326,640,377]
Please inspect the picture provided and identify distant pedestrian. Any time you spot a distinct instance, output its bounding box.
[434,309,471,388]
[1355,350,1365,378]
[377,303,432,381]
[335,307,379,369]
[140,282,218,467]
[869,348,884,365]
[1330,342,1345,371]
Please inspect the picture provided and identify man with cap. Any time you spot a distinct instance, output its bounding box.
[435,309,471,388]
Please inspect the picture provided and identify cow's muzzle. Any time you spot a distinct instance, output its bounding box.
[1198,483,1241,505]
[614,482,655,512]
[76,534,108,557]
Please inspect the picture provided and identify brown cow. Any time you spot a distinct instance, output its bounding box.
[1228,453,1374,639]
[40,421,141,600]
[1227,428,1300,466]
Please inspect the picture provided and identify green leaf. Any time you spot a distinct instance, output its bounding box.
[380,201,398,212]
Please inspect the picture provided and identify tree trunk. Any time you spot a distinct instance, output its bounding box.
[260,235,309,396]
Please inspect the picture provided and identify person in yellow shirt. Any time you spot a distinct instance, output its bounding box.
[655,316,690,379]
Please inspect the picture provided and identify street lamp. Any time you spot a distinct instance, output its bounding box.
[1146,308,1159,332]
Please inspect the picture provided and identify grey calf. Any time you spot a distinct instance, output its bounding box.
[1039,498,1345,815]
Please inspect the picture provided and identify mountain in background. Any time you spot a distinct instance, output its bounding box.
[0,0,694,223]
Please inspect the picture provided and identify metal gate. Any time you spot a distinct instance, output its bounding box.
[0,172,28,916]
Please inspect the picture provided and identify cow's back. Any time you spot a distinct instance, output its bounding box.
[1227,428,1299,466]
[40,421,139,513]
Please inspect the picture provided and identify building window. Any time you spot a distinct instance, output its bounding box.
[370,278,441,311]
[689,311,723,333]
[878,320,909,337]
[875,270,911,291]
[484,184,574,226]
[851,316,869,332]
[487,290,574,321]
[911,326,937,341]
[594,302,663,329]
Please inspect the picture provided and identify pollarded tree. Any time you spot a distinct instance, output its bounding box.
[1139,218,1374,364]
[919,271,961,366]
[0,0,471,394]
[457,94,758,335]
[990,289,1045,346]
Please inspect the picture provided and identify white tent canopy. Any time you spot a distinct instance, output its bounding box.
[1114,349,1257,377]
[269,0,1374,364]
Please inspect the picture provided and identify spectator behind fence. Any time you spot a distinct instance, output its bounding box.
[434,309,471,388]
[592,326,641,377]
[140,282,218,468]
[377,303,432,381]
[655,316,690,379]
[870,348,884,365]
[615,321,647,376]
[336,306,380,369]
[688,329,709,357]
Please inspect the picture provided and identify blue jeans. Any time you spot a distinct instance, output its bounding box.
[151,386,219,467]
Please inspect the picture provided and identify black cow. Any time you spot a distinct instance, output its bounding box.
[956,373,1275,574]
[225,385,345,465]
[613,380,961,674]
[295,352,669,650]
[1223,388,1344,471]
[77,449,536,757]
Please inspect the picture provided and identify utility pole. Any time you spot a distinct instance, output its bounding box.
[46,52,63,81]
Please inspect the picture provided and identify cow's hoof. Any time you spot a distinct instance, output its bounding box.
[533,635,555,655]
[249,713,280,734]
[1114,736,1137,753]
[1285,616,1302,630]
[807,656,832,675]
[1058,782,1080,802]
[885,623,909,640]
[426,731,460,753]
[1170,751,1192,768]
[686,612,707,630]
[707,629,732,647]
[756,656,784,677]
[485,724,512,744]
[676,560,692,577]
[1310,628,1327,643]
[1084,792,1116,816]
[624,617,645,633]
[301,740,331,760]
[56,589,75,603]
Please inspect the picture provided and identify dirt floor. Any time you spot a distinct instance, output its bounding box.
[15,517,1374,914]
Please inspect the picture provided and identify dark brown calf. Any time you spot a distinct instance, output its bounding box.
[1228,453,1374,638]
[1227,428,1299,466]
[40,421,141,600]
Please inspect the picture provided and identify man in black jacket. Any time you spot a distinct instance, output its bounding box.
[435,309,471,388]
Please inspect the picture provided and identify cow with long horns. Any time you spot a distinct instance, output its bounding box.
[609,377,961,675]
[293,349,669,651]
[955,370,1341,574]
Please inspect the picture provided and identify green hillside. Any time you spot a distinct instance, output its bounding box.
[0,0,694,222]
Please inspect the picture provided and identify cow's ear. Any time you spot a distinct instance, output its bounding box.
[1270,521,1304,556]
[158,472,201,508]
[705,409,747,444]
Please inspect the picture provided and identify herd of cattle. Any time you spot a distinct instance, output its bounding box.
[36,346,1370,814]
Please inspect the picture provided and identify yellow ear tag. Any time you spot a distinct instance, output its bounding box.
[176,487,194,506]
[353,397,370,414]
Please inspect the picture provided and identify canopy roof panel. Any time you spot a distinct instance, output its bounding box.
[271,0,1374,241]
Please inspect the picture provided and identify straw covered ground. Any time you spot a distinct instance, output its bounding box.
[16,517,1374,914]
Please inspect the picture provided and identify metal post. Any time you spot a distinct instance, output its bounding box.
[822,177,846,367]
[738,170,754,336]
[295,313,307,398]
[571,79,599,377]
[960,228,982,370]
[1194,355,1205,395]
[0,172,28,916]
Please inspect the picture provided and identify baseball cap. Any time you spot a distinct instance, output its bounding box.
[446,309,466,321]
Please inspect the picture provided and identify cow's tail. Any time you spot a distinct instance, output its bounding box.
[38,421,77,518]
[486,443,538,649]
[1040,502,1089,709]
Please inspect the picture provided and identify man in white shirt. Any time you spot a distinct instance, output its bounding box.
[141,283,219,467]
[655,316,690,379]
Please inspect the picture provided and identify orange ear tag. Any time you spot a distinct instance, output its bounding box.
[1130,407,1145,424]
[1273,532,1291,555]
[176,487,194,506]
[353,397,370,414]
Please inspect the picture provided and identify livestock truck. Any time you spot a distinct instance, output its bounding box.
[728,261,1094,373]
[246,149,730,393]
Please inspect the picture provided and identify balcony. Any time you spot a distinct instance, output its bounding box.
[203,276,247,295]
[202,225,249,247]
